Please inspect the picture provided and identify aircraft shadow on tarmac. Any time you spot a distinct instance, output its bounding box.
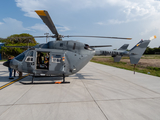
[0,73,101,85]
[75,73,102,81]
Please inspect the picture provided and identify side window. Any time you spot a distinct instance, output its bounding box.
[25,56,34,62]
[51,55,61,63]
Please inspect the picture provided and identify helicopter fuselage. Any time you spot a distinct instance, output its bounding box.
[9,40,95,76]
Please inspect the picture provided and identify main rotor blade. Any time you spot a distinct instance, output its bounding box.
[35,10,59,36]
[63,35,132,40]
[90,45,112,48]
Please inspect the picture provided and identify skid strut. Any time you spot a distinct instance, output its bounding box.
[61,74,70,84]
[32,75,34,83]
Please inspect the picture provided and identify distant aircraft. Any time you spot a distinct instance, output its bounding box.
[95,36,157,64]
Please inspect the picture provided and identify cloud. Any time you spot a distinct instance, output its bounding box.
[15,0,160,24]
[28,23,50,32]
[0,18,27,37]
[28,23,70,33]
[96,22,106,25]
[0,17,70,38]
[96,20,126,25]
[140,15,160,35]
[93,0,160,36]
[15,0,46,18]
[15,0,160,16]
[0,22,3,25]
[56,25,70,32]
[108,19,127,25]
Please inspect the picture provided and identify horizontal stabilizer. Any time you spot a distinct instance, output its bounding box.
[113,56,122,62]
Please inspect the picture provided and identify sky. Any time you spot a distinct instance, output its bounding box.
[0,0,160,50]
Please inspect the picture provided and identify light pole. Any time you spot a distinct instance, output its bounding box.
[44,33,49,43]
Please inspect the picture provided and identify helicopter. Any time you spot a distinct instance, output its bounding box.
[3,10,155,83]
[95,43,129,61]
[95,36,157,63]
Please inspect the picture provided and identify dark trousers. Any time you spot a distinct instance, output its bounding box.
[8,67,13,78]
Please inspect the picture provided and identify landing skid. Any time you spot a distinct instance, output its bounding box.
[20,74,70,84]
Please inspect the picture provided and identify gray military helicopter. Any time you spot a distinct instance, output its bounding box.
[3,10,154,83]
[95,44,129,61]
[96,36,156,64]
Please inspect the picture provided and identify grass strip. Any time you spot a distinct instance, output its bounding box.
[91,58,160,77]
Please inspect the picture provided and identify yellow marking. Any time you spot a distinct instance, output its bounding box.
[136,44,139,47]
[0,73,30,90]
[35,10,46,16]
[154,35,157,39]
[127,38,132,40]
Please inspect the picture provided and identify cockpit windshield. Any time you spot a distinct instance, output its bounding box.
[15,49,29,61]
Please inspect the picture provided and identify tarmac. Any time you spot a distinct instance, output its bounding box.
[0,62,160,120]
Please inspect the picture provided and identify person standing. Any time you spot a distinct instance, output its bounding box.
[8,56,14,79]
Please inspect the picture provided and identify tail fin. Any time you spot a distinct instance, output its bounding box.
[129,35,156,64]
[118,44,129,50]
[113,44,129,62]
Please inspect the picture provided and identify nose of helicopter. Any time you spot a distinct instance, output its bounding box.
[3,61,10,67]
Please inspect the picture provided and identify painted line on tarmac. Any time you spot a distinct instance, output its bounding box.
[0,73,30,90]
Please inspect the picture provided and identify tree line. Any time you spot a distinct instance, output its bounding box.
[0,33,38,58]
[144,47,160,54]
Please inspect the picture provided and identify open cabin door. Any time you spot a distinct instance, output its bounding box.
[49,53,65,73]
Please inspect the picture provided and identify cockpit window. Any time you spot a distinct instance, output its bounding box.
[15,50,29,61]
[28,51,33,56]
[84,44,92,50]
[84,44,89,49]
[15,53,25,61]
